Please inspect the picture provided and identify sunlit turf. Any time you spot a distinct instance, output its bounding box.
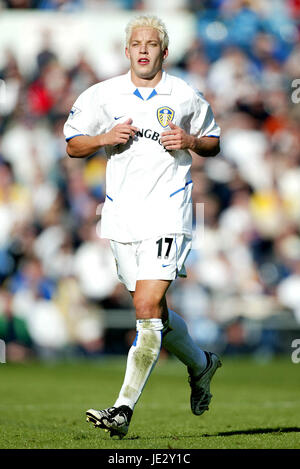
[0,356,299,449]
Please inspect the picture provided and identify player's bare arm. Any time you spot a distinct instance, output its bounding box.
[67,118,139,158]
[161,121,220,157]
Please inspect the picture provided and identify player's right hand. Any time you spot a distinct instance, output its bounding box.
[104,118,139,146]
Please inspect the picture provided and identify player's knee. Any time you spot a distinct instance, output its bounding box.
[133,297,162,319]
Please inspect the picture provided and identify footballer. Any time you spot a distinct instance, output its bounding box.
[64,15,221,439]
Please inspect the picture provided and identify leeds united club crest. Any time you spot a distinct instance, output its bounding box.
[157,106,175,128]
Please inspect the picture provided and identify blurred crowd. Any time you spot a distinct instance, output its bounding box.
[0,0,300,361]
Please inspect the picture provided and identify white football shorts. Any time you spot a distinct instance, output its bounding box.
[110,234,192,292]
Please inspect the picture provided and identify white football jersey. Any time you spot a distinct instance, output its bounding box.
[64,71,220,242]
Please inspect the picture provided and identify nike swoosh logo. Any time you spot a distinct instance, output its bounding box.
[114,115,125,120]
[162,264,171,268]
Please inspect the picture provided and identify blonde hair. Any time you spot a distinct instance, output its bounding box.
[125,15,169,51]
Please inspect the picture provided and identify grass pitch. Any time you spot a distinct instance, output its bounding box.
[0,356,299,449]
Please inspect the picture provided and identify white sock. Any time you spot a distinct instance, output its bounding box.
[114,318,163,410]
[162,309,207,376]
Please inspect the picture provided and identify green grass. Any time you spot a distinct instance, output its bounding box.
[0,356,299,449]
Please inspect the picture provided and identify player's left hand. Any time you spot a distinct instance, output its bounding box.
[160,121,191,151]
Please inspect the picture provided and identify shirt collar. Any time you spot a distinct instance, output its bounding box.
[121,70,172,96]
[155,70,172,95]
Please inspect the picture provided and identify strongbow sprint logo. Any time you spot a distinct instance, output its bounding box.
[157,106,175,128]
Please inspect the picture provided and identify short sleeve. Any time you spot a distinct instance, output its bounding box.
[64,84,104,142]
[189,90,221,138]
